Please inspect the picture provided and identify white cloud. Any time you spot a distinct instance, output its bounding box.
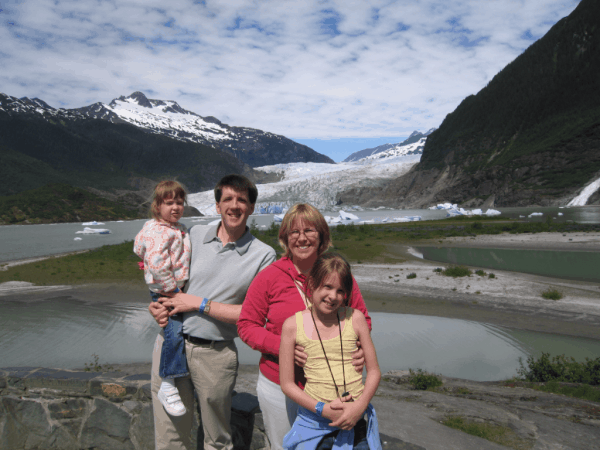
[0,0,580,139]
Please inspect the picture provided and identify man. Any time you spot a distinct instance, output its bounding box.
[149,174,276,450]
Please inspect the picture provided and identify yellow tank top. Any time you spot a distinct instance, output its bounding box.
[295,307,364,403]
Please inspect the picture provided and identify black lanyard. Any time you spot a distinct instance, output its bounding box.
[310,308,351,400]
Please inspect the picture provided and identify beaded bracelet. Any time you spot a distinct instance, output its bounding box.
[315,402,325,417]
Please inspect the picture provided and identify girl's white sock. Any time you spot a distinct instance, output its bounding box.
[160,378,177,393]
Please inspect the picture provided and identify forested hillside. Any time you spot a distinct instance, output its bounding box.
[0,112,254,197]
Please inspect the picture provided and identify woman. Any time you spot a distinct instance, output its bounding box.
[237,203,372,450]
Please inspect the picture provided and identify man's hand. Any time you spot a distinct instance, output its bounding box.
[149,301,169,328]
[294,345,307,367]
[159,292,202,315]
[351,341,365,373]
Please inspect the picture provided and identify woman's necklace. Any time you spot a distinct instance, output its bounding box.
[310,308,351,400]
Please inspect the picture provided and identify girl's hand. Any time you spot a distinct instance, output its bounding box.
[328,402,365,430]
[322,402,345,423]
[330,394,353,408]
[323,395,354,425]
[351,341,365,373]
[159,292,201,315]
[149,302,169,327]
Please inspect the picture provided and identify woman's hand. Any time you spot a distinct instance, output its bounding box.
[294,345,308,367]
[149,302,169,328]
[351,341,365,373]
[159,292,202,315]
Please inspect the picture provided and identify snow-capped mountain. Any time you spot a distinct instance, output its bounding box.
[342,129,436,163]
[188,153,421,214]
[0,91,334,167]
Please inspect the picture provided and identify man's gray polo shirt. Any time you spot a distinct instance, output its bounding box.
[182,223,276,341]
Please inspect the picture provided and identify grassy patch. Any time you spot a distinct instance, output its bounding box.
[0,241,142,285]
[409,369,443,390]
[442,416,533,450]
[541,288,563,300]
[442,265,472,277]
[475,269,486,276]
[531,381,600,402]
[406,272,417,279]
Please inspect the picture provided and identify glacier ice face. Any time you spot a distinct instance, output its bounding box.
[188,156,420,214]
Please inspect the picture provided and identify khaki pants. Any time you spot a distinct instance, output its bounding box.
[152,332,238,450]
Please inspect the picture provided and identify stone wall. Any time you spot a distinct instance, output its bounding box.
[0,366,267,450]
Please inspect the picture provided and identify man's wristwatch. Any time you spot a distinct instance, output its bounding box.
[203,299,212,316]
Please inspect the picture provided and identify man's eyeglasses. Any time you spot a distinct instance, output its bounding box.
[289,228,318,239]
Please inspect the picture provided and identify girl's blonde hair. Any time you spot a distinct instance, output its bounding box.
[150,180,187,220]
[278,203,333,258]
[306,252,353,306]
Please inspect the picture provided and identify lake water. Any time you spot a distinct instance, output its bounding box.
[2,205,599,264]
[418,247,600,282]
[2,300,599,381]
[2,205,599,380]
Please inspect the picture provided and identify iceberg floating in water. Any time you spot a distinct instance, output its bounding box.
[76,227,111,235]
[392,216,422,222]
[485,209,501,216]
[528,212,543,217]
[74,237,82,241]
[339,210,360,221]
[82,221,105,226]
[430,203,458,210]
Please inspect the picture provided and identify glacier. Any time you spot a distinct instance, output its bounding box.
[188,154,421,215]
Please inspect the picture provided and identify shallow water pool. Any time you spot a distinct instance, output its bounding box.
[2,299,599,381]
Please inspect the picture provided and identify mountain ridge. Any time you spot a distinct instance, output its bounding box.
[342,129,436,163]
[337,0,600,208]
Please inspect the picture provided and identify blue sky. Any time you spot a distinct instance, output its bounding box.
[0,0,580,162]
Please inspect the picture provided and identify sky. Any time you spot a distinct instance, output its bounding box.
[0,0,580,162]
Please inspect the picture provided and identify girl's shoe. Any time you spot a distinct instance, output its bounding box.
[157,386,187,416]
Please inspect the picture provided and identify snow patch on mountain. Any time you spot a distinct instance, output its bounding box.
[104,94,234,143]
[359,137,427,161]
[343,129,435,163]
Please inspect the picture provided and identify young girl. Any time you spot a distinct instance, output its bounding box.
[134,180,191,417]
[280,253,381,450]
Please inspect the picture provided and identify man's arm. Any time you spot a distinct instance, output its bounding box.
[159,293,242,324]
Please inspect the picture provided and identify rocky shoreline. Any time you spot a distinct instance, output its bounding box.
[2,363,599,450]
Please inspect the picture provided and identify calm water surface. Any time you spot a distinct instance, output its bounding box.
[418,247,600,282]
[1,303,599,381]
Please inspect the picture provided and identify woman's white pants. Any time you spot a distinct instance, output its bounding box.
[256,371,299,450]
